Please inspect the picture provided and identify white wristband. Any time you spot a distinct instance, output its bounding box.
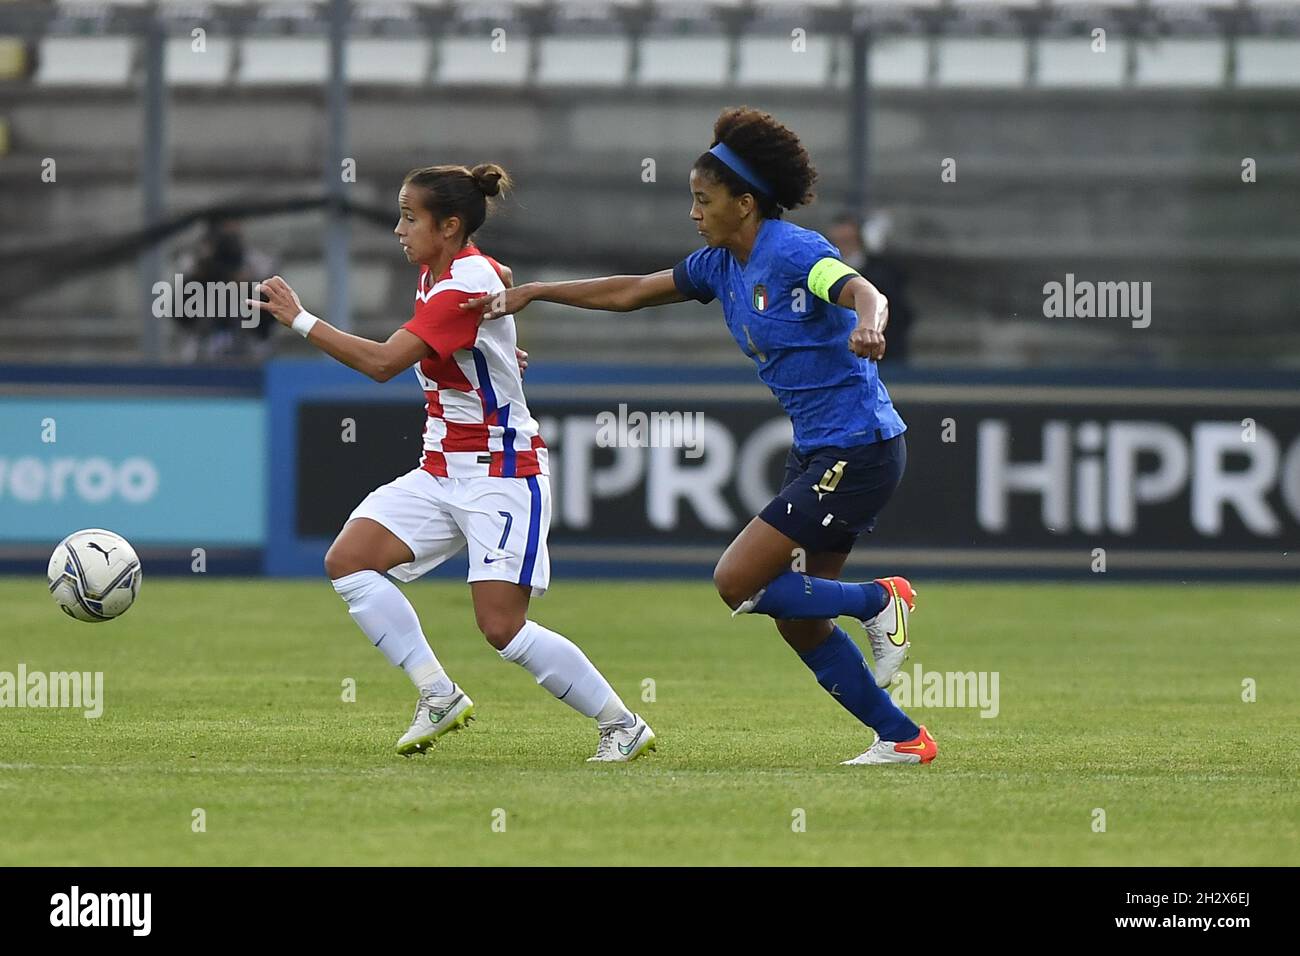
[291,309,320,338]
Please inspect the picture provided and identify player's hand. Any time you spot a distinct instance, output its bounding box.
[245,276,304,328]
[515,346,528,379]
[849,293,889,360]
[461,283,534,321]
[849,324,887,361]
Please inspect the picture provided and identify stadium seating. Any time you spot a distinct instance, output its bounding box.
[1,1,1297,367]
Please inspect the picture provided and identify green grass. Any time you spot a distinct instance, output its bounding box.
[0,578,1296,866]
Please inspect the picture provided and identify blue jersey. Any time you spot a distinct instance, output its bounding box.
[673,218,906,453]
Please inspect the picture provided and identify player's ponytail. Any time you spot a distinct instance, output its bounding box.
[403,162,512,243]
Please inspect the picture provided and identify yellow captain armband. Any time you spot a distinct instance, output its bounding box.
[806,257,861,304]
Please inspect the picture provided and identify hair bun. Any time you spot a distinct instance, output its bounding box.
[470,163,508,197]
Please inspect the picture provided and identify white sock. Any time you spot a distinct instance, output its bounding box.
[499,620,622,719]
[408,660,454,696]
[596,693,636,730]
[331,571,454,694]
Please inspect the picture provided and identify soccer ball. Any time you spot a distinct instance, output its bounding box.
[47,529,142,623]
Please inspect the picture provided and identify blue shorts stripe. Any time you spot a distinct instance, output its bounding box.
[518,476,542,586]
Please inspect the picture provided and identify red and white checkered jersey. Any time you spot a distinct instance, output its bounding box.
[402,246,548,479]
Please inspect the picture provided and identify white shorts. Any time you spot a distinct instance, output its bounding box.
[348,468,552,595]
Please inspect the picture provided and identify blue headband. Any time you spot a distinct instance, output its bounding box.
[707,143,775,199]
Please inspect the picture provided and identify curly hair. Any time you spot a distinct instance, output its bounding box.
[693,107,818,218]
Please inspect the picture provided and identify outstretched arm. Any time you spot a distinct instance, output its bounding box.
[462,269,687,320]
[248,275,429,382]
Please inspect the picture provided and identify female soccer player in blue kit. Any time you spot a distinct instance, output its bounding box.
[466,108,936,765]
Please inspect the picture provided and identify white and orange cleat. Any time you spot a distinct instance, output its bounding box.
[862,576,916,688]
[840,724,937,765]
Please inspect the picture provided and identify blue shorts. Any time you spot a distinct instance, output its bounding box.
[758,434,906,554]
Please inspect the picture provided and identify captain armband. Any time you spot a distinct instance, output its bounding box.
[806,257,862,305]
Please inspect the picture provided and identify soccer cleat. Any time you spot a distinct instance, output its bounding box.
[587,714,657,763]
[862,576,916,688]
[396,684,475,755]
[840,724,937,765]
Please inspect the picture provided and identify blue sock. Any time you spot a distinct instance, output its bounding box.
[798,626,919,741]
[752,572,888,621]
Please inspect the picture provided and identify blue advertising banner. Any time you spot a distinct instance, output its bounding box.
[0,397,265,548]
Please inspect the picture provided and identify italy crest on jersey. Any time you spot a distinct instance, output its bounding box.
[752,284,768,311]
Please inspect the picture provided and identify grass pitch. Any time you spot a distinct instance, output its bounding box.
[1,578,1295,866]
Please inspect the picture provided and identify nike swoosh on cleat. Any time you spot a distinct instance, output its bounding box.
[617,726,646,756]
[428,694,463,723]
[885,583,907,647]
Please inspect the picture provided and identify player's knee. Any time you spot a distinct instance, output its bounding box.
[324,545,363,580]
[712,561,750,610]
[477,612,525,651]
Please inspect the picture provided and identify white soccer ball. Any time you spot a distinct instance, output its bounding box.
[47,529,142,623]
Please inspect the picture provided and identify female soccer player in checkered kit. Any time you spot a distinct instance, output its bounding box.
[248,164,655,761]
[465,109,936,766]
